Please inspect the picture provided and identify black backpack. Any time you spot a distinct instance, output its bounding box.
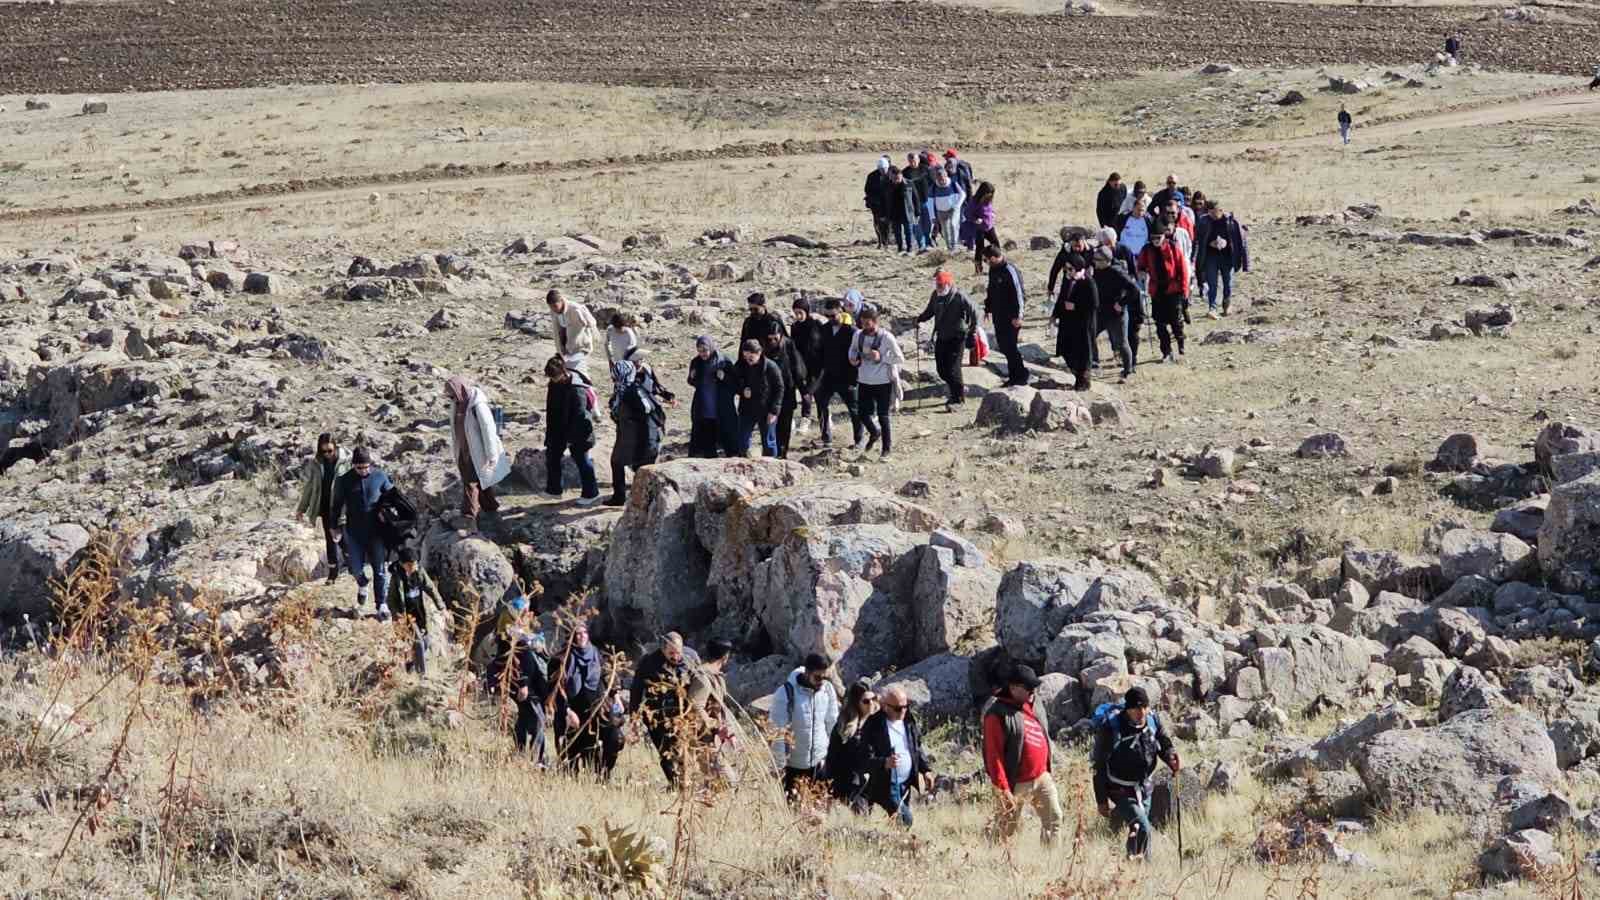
[375,484,418,550]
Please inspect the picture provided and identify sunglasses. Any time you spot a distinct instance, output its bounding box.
[319,447,336,457]
[861,695,878,705]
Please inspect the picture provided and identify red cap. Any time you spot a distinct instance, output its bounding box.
[944,148,958,158]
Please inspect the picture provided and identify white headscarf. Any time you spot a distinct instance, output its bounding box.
[877,156,890,172]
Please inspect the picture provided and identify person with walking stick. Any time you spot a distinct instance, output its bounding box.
[1091,687,1181,860]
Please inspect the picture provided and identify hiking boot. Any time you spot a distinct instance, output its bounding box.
[879,450,892,461]
[863,433,879,453]
[376,603,392,623]
[601,494,626,507]
[576,493,604,508]
[1221,298,1231,316]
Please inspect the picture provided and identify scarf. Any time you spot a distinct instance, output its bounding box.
[563,643,603,697]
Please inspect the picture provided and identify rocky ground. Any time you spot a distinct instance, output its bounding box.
[1,12,1600,897]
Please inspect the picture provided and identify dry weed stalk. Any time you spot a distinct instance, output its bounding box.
[1034,781,1132,899]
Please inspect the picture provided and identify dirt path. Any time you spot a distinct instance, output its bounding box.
[7,88,1598,229]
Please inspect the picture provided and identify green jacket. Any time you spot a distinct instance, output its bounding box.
[295,447,351,520]
[386,563,444,627]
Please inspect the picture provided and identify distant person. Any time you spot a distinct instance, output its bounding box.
[915,269,980,409]
[848,306,904,460]
[739,292,787,345]
[1151,173,1180,214]
[983,665,1062,846]
[1337,104,1353,144]
[827,680,879,811]
[687,336,738,458]
[1091,245,1139,383]
[1445,33,1461,62]
[445,376,510,526]
[294,432,350,586]
[604,312,639,370]
[1138,224,1192,363]
[839,288,862,326]
[762,324,809,459]
[790,298,826,434]
[943,148,975,195]
[904,152,932,252]
[485,595,551,762]
[982,244,1029,387]
[541,356,603,506]
[546,289,598,375]
[814,298,863,449]
[1590,65,1600,91]
[327,446,395,619]
[552,623,608,774]
[770,653,841,802]
[631,632,696,785]
[1050,250,1098,391]
[1092,687,1181,860]
[967,181,999,276]
[861,685,933,827]
[916,151,938,252]
[605,353,673,507]
[1193,200,1250,318]
[927,165,968,252]
[889,166,919,255]
[731,338,783,457]
[1096,173,1128,228]
[865,155,893,250]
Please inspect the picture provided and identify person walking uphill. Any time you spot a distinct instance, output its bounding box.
[983,244,1030,387]
[983,665,1062,846]
[966,181,999,274]
[865,155,893,250]
[552,623,607,774]
[1051,251,1099,391]
[889,166,920,255]
[1138,224,1192,363]
[605,353,673,507]
[770,653,841,802]
[731,339,783,458]
[814,298,863,449]
[546,289,599,375]
[631,632,697,785]
[687,336,739,458]
[848,306,904,459]
[1092,245,1140,381]
[740,292,788,345]
[927,165,967,252]
[762,324,808,459]
[1092,686,1180,859]
[790,297,825,431]
[294,432,351,586]
[1193,200,1250,318]
[386,546,446,670]
[445,376,511,524]
[542,356,603,506]
[916,270,979,408]
[328,446,396,619]
[860,686,933,827]
[1096,173,1128,228]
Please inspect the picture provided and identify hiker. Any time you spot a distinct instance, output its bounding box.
[902,152,930,252]
[1118,179,1149,216]
[386,547,446,666]
[606,353,674,506]
[739,292,788,345]
[1117,194,1153,258]
[542,355,603,506]
[790,297,826,433]
[1092,244,1140,382]
[967,181,999,275]
[814,298,863,449]
[915,151,937,251]
[827,680,878,812]
[604,311,640,370]
[770,653,841,801]
[486,595,552,762]
[1096,173,1128,228]
[1158,209,1196,325]
[865,155,894,250]
[294,432,350,586]
[839,288,862,326]
[687,336,739,458]
[546,289,598,375]
[1092,686,1181,859]
[927,165,968,252]
[1139,224,1191,363]
[982,244,1029,387]
[1151,174,1179,215]
[889,165,919,255]
[861,685,933,828]
[1100,225,1140,282]
[1445,33,1461,62]
[445,375,510,525]
[1590,65,1600,90]
[598,686,627,779]
[1173,192,1197,244]
[1051,250,1098,391]
[1193,200,1250,318]
[1337,104,1353,144]
[916,269,980,408]
[731,338,783,457]
[687,639,738,786]
[983,665,1062,846]
[328,446,396,619]
[552,622,608,774]
[631,632,697,785]
[848,306,904,460]
[943,148,975,196]
[762,324,809,459]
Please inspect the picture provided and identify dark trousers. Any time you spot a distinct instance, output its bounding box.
[994,321,1029,386]
[784,764,825,801]
[1100,307,1132,376]
[859,382,893,454]
[815,376,862,446]
[321,521,346,575]
[556,694,601,771]
[892,220,913,253]
[974,227,999,270]
[776,396,798,458]
[1128,314,1144,371]
[515,700,546,763]
[689,417,720,458]
[610,450,657,502]
[1202,258,1233,310]
[648,725,684,785]
[933,337,965,403]
[872,213,891,248]
[1154,294,1186,357]
[546,442,599,497]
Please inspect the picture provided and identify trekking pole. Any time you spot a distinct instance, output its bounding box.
[915,325,924,411]
[1174,770,1184,866]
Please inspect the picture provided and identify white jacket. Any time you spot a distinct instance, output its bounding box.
[769,667,840,770]
[455,386,511,489]
[550,302,598,359]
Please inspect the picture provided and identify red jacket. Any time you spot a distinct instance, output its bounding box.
[1138,240,1191,299]
[983,697,1050,792]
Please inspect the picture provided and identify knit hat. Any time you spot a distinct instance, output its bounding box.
[1124,686,1151,709]
[351,447,372,465]
[934,270,954,288]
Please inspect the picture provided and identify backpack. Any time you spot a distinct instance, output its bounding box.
[1093,702,1162,765]
[374,484,418,550]
[575,377,602,425]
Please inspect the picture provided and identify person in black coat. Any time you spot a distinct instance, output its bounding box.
[542,356,601,504]
[888,166,919,254]
[1092,246,1139,381]
[790,298,826,426]
[983,245,1029,387]
[915,270,979,407]
[1051,251,1099,391]
[687,337,739,458]
[485,603,553,763]
[762,326,809,459]
[739,293,788,345]
[730,339,783,457]
[826,680,879,812]
[859,686,933,827]
[605,353,674,507]
[1096,173,1128,228]
[813,298,863,449]
[864,157,892,249]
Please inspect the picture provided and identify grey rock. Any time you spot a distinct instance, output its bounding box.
[877,653,974,718]
[1535,421,1600,471]
[1440,529,1536,584]
[1251,624,1376,709]
[1195,445,1236,478]
[1507,793,1574,833]
[1491,496,1547,544]
[975,386,1039,433]
[1279,703,1417,777]
[1297,432,1350,459]
[1537,471,1600,594]
[1433,432,1500,472]
[421,522,516,616]
[995,559,1163,667]
[1027,390,1093,433]
[1355,709,1561,816]
[1439,666,1513,722]
[0,519,92,624]
[1479,829,1561,879]
[1552,452,1600,486]
[911,546,1000,659]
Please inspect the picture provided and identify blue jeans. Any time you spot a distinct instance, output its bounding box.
[546,441,599,498]
[916,204,933,249]
[1202,259,1233,310]
[345,532,389,607]
[1339,123,1351,144]
[738,413,777,457]
[1112,789,1154,858]
[886,778,913,827]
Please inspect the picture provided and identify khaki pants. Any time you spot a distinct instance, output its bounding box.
[996,772,1063,846]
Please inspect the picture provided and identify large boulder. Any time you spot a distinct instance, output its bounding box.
[0,519,92,624]
[1538,471,1600,594]
[603,458,809,641]
[1479,829,1562,880]
[1278,703,1418,777]
[974,386,1038,432]
[143,519,323,604]
[910,545,1001,659]
[1250,624,1377,710]
[1433,433,1500,472]
[1340,548,1441,599]
[422,523,517,616]
[1535,421,1600,472]
[752,524,923,682]
[1354,709,1561,815]
[876,653,975,718]
[26,352,189,449]
[1438,665,1513,722]
[1027,391,1093,433]
[995,559,1164,668]
[1440,529,1536,584]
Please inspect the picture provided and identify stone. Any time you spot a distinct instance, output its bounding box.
[1278,703,1417,777]
[910,546,1001,659]
[1251,624,1375,709]
[1491,496,1547,544]
[1195,446,1236,478]
[1333,579,1370,611]
[1277,90,1307,106]
[242,272,288,295]
[1297,432,1350,459]
[1538,471,1600,594]
[1548,717,1600,769]
[81,99,108,115]
[1464,303,1517,334]
[1026,390,1093,433]
[929,528,987,568]
[1355,709,1561,816]
[1479,829,1561,880]
[1551,452,1600,486]
[1508,793,1574,832]
[421,523,517,617]
[1386,636,1444,674]
[0,519,92,624]
[1034,672,1086,734]
[1340,548,1439,599]
[1208,760,1242,793]
[744,257,791,282]
[1440,529,1536,584]
[724,654,794,706]
[706,262,742,281]
[1433,433,1499,472]
[1200,62,1238,75]
[1535,421,1600,471]
[975,386,1038,432]
[876,653,974,718]
[995,559,1164,667]
[1439,666,1513,723]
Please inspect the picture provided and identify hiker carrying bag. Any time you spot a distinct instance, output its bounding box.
[374,484,418,551]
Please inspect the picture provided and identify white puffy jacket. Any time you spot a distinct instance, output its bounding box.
[455,387,511,489]
[769,667,840,770]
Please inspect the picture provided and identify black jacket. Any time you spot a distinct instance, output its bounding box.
[545,374,597,451]
[730,357,784,419]
[1047,247,1078,298]
[766,337,808,403]
[985,261,1025,324]
[1091,710,1177,805]
[790,316,826,380]
[1113,242,1140,281]
[826,720,874,803]
[865,169,891,215]
[630,648,695,724]
[1093,264,1139,320]
[1337,110,1352,126]
[860,710,933,810]
[1051,277,1098,368]
[487,636,552,707]
[1096,183,1128,228]
[1151,186,1177,214]
[740,311,788,345]
[916,289,978,344]
[817,321,859,389]
[1193,214,1250,274]
[890,179,918,225]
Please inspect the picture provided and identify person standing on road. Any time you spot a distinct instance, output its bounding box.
[327,446,396,620]
[1092,686,1181,860]
[967,181,1000,276]
[542,356,603,506]
[546,289,599,375]
[865,155,893,250]
[1096,173,1128,228]
[982,244,1030,387]
[294,432,351,586]
[445,375,510,526]
[1193,200,1250,318]
[848,306,904,460]
[916,269,980,409]
[1051,250,1098,391]
[731,339,783,458]
[1138,224,1191,363]
[814,298,863,449]
[1337,104,1353,144]
[983,665,1062,847]
[1092,245,1139,383]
